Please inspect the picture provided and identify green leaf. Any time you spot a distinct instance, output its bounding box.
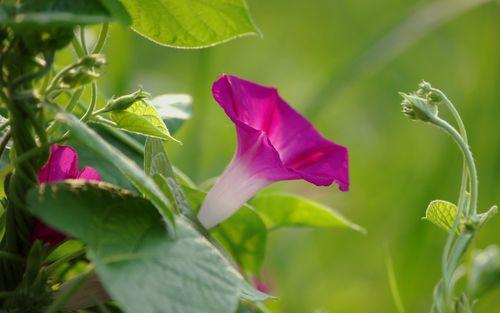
[180,185,267,275]
[148,94,192,135]
[0,0,130,27]
[423,200,460,233]
[144,138,194,218]
[51,108,175,235]
[212,206,267,275]
[249,193,366,233]
[120,0,260,48]
[26,182,249,313]
[110,100,179,143]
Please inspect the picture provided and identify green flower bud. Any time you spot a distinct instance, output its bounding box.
[100,89,151,113]
[78,54,106,68]
[399,92,438,123]
[60,68,100,89]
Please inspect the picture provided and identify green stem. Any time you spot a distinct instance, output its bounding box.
[432,87,470,214]
[79,26,87,55]
[71,36,85,58]
[92,23,109,54]
[80,82,97,122]
[432,117,478,217]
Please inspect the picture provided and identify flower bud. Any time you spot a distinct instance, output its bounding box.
[60,68,100,89]
[100,89,151,113]
[78,54,106,68]
[399,92,438,123]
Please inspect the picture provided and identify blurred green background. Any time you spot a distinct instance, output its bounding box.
[97,0,499,312]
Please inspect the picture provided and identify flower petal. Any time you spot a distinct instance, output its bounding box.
[212,74,349,190]
[38,145,79,183]
[31,221,67,247]
[77,166,101,182]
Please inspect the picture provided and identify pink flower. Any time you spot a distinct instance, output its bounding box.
[197,75,349,228]
[31,145,100,246]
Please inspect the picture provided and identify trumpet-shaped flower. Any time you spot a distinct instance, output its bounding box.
[31,145,100,246]
[197,75,349,229]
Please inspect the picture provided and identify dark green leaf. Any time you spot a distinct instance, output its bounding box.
[120,0,260,48]
[0,0,130,27]
[27,182,245,313]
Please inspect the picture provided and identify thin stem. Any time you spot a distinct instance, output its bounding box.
[45,62,80,94]
[80,82,97,122]
[71,36,86,58]
[46,88,85,135]
[432,117,478,217]
[92,23,109,54]
[80,26,88,55]
[432,87,470,214]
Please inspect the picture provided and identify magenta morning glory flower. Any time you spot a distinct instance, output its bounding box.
[197,74,349,229]
[31,145,101,246]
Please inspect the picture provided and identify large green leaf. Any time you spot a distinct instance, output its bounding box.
[0,0,130,27]
[423,200,461,233]
[120,0,260,48]
[52,108,175,235]
[148,94,192,135]
[26,182,247,313]
[110,100,179,143]
[249,193,366,233]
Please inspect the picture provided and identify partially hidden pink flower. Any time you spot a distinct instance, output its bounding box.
[197,74,349,228]
[31,145,101,246]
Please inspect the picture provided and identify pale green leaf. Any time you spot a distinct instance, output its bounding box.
[120,0,260,48]
[249,193,365,233]
[26,182,241,313]
[148,94,192,134]
[110,100,179,143]
[423,200,460,233]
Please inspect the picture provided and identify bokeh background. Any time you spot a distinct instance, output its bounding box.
[98,0,499,312]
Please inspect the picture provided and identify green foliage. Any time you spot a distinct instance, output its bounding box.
[212,206,267,275]
[0,0,130,27]
[119,0,260,48]
[144,138,194,218]
[249,193,366,233]
[26,181,265,313]
[424,200,461,233]
[110,100,179,143]
[51,108,176,235]
[149,94,192,134]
